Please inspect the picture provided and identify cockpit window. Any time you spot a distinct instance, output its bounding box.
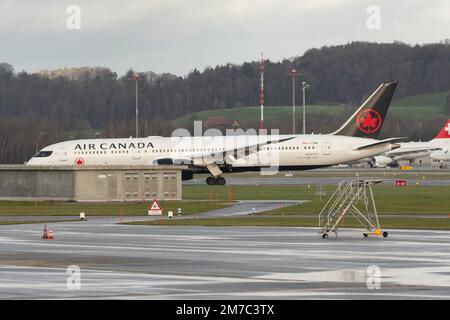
[34,151,53,158]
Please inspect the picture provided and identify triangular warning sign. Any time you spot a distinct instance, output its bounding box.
[150,199,161,211]
[148,199,162,216]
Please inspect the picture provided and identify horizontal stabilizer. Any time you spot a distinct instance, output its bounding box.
[388,146,442,157]
[355,137,406,151]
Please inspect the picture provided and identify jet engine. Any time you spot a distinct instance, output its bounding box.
[370,155,393,168]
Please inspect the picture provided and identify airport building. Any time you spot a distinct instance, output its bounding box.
[399,156,450,169]
[350,155,450,169]
[0,165,183,201]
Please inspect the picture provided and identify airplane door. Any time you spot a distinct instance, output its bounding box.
[296,143,305,159]
[322,142,331,155]
[59,148,67,161]
[132,148,140,160]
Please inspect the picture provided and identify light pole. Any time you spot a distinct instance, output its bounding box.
[129,73,143,138]
[289,69,300,134]
[301,81,310,135]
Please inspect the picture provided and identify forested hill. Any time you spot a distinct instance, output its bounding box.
[0,41,450,163]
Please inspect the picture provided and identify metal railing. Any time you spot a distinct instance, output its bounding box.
[319,179,386,238]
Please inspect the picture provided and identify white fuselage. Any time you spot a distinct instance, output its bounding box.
[27,134,395,170]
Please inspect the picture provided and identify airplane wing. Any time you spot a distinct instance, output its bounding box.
[151,136,296,166]
[190,136,296,165]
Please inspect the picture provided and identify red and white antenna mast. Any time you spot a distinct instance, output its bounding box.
[259,52,265,130]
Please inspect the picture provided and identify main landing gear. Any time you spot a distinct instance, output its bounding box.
[205,163,226,185]
[206,176,226,185]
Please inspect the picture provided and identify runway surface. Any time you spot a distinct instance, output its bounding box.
[0,219,449,299]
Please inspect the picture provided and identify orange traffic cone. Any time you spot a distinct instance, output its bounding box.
[48,228,54,240]
[42,224,48,239]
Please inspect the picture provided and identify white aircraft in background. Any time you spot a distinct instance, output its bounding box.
[370,119,450,168]
[27,81,401,185]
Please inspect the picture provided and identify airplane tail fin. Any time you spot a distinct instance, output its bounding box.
[332,81,398,139]
[432,119,450,139]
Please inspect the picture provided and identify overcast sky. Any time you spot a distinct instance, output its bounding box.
[0,0,449,76]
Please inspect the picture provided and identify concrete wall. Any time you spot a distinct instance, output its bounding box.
[0,169,73,198]
[0,165,183,201]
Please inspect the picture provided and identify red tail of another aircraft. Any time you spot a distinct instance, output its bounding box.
[433,119,450,139]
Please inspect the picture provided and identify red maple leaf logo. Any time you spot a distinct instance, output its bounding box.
[356,109,382,134]
[361,112,378,129]
[75,158,85,166]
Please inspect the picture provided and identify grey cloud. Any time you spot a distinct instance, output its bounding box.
[0,0,448,76]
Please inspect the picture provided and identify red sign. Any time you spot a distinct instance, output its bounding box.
[395,180,407,187]
[357,109,382,134]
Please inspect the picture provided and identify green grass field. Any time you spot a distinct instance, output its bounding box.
[391,90,450,108]
[171,104,345,128]
[170,90,450,128]
[1,184,449,229]
[0,219,79,226]
[183,184,450,215]
[0,200,227,217]
[211,170,450,179]
[1,184,445,217]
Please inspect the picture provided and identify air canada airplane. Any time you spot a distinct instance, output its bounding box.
[27,81,401,185]
[369,119,450,167]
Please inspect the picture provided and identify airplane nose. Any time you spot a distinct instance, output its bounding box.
[26,158,37,165]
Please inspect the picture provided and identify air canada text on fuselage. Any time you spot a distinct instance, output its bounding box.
[74,142,154,150]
